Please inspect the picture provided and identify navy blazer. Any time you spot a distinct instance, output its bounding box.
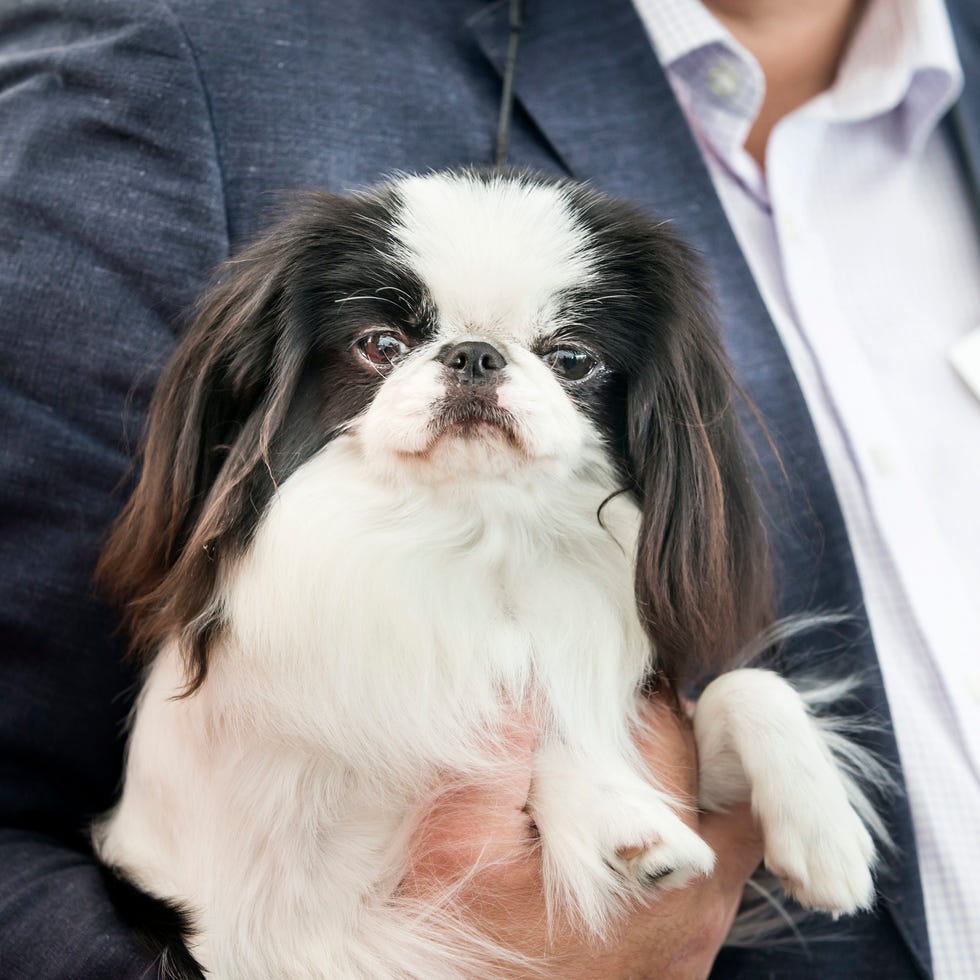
[1,0,977,976]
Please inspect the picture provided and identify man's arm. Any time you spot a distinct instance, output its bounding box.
[0,1,227,974]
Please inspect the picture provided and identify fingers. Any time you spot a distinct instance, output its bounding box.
[699,802,764,906]
[401,700,542,896]
[617,806,762,976]
[635,693,763,894]
[398,691,765,977]
[634,695,700,813]
[635,693,763,935]
[700,804,764,885]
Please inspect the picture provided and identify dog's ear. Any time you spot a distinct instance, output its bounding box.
[627,245,773,692]
[98,208,322,692]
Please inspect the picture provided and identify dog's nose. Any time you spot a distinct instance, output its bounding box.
[437,341,506,384]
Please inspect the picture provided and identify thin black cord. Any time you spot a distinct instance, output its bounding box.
[493,0,525,167]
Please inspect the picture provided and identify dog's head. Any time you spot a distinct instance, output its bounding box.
[99,170,773,693]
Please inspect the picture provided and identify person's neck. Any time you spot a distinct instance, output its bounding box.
[704,0,867,166]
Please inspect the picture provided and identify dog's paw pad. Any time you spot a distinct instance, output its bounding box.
[612,824,715,892]
[615,839,658,862]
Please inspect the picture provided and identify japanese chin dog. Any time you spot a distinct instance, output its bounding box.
[94,170,881,979]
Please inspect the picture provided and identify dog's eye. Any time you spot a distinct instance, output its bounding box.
[541,346,599,382]
[356,332,410,369]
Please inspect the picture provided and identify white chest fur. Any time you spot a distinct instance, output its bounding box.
[97,434,654,976]
[98,435,881,979]
[220,436,650,759]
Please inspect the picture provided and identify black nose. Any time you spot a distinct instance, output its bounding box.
[437,341,506,384]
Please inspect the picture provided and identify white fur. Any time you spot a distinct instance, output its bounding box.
[96,173,880,978]
[695,670,876,914]
[98,432,668,977]
[394,172,598,344]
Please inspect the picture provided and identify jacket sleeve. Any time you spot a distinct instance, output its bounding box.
[0,1,228,975]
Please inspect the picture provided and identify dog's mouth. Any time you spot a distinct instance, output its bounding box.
[428,394,523,449]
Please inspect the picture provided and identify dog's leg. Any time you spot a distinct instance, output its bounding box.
[526,737,715,935]
[694,668,875,915]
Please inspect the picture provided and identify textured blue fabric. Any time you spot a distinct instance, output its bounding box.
[0,0,976,976]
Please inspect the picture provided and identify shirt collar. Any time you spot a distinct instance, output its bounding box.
[634,0,964,155]
[811,0,964,149]
[633,0,764,161]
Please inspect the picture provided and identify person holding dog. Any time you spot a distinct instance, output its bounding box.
[0,0,976,976]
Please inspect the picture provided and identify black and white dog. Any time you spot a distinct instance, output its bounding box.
[95,170,878,978]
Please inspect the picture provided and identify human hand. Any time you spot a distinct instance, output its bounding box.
[400,696,763,979]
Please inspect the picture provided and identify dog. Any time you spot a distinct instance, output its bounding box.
[94,169,879,978]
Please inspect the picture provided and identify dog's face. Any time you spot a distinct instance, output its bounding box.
[337,175,614,485]
[99,171,772,693]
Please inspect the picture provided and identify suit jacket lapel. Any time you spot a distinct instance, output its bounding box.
[469,1,938,975]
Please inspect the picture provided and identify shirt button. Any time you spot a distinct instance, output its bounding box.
[782,214,802,244]
[706,61,740,99]
[967,672,980,705]
[869,444,894,477]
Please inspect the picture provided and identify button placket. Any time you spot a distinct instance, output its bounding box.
[768,117,980,778]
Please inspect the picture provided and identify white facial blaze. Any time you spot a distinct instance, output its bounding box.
[354,172,603,480]
[393,172,598,343]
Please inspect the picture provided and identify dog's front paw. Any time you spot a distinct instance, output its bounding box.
[759,775,875,915]
[608,816,716,893]
[695,669,878,919]
[529,743,715,934]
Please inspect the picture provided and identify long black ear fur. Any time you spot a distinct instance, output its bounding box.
[627,244,773,690]
[96,199,338,693]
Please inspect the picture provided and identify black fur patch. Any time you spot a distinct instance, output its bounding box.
[100,865,204,980]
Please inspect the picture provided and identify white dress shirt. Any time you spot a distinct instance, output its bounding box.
[632,0,980,976]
